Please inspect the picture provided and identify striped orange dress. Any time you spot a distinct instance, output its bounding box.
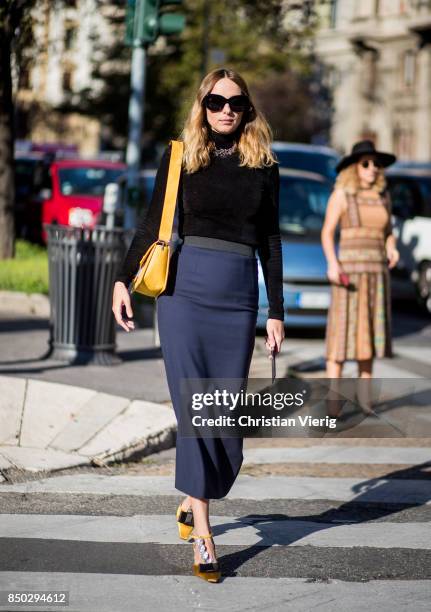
[325,189,393,363]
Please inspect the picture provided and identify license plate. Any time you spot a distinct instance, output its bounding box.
[297,292,330,309]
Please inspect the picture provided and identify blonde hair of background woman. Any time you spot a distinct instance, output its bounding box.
[180,68,277,173]
[334,163,386,194]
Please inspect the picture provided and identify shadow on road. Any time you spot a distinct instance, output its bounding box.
[216,459,431,578]
[0,316,50,333]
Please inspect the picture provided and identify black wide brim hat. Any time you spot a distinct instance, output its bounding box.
[336,140,397,174]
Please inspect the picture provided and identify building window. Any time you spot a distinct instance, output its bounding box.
[412,0,431,12]
[355,0,375,18]
[18,66,31,89]
[64,24,77,50]
[369,53,378,93]
[361,50,378,99]
[378,0,404,15]
[325,65,339,89]
[360,129,377,144]
[402,50,416,88]
[393,127,414,159]
[62,69,73,93]
[329,0,337,28]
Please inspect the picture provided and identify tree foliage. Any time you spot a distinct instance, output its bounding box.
[65,0,330,151]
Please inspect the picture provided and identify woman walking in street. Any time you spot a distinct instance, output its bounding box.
[112,68,285,582]
[321,140,399,386]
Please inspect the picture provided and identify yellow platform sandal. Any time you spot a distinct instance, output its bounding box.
[191,531,221,583]
[176,502,194,540]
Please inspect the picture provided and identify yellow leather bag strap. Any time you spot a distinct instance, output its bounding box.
[158,139,184,243]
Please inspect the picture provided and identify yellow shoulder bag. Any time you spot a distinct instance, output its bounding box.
[131,140,184,297]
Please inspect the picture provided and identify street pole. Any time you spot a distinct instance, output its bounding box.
[125,40,160,347]
[125,43,160,347]
[123,0,185,349]
[124,44,147,231]
[201,0,209,80]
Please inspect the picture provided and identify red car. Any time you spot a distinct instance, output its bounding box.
[41,159,126,243]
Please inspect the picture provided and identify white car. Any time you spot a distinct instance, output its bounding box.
[386,167,431,313]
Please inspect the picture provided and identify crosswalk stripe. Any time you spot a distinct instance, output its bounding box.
[242,446,431,465]
[1,572,431,612]
[1,513,430,549]
[3,474,431,504]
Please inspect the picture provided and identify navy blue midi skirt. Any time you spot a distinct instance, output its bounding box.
[157,242,259,499]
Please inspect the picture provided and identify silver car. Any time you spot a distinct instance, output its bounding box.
[257,168,333,329]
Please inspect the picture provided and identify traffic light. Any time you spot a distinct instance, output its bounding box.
[125,0,186,47]
[158,0,186,37]
[125,0,137,46]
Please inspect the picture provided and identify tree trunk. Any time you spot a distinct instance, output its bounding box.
[0,11,16,260]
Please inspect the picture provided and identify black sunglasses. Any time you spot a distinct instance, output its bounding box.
[203,93,251,113]
[360,159,382,169]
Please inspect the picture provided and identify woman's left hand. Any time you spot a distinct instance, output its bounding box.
[265,319,285,357]
[386,246,400,269]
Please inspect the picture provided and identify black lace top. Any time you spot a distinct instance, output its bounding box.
[114,127,284,320]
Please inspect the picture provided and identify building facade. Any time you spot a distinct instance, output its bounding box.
[16,0,118,155]
[315,0,431,160]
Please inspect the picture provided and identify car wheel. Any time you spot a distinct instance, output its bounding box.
[417,262,431,315]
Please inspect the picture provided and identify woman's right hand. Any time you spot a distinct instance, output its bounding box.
[327,260,342,285]
[112,281,135,332]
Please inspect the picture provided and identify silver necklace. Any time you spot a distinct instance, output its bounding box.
[212,144,237,157]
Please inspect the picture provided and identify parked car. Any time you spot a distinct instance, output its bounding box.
[271,142,340,182]
[257,168,333,329]
[16,140,79,158]
[391,161,431,171]
[14,152,51,244]
[41,159,126,243]
[385,167,431,312]
[112,168,158,232]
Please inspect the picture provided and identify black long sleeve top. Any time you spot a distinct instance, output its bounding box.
[114,127,285,320]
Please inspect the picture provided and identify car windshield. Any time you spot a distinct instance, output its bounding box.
[58,167,124,196]
[15,159,48,197]
[417,177,431,212]
[15,161,38,196]
[275,151,339,180]
[279,177,331,235]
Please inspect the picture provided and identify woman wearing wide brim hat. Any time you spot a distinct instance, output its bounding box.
[321,140,399,391]
[335,140,396,174]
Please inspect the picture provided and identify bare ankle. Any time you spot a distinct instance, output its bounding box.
[181,496,191,511]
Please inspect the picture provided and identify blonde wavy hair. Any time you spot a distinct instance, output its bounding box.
[180,68,277,173]
[334,160,386,194]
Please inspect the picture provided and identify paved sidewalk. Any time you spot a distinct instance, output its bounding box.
[0,374,176,477]
[0,302,174,477]
[0,311,168,404]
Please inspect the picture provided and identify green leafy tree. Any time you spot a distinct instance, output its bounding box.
[253,62,332,143]
[67,0,328,154]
